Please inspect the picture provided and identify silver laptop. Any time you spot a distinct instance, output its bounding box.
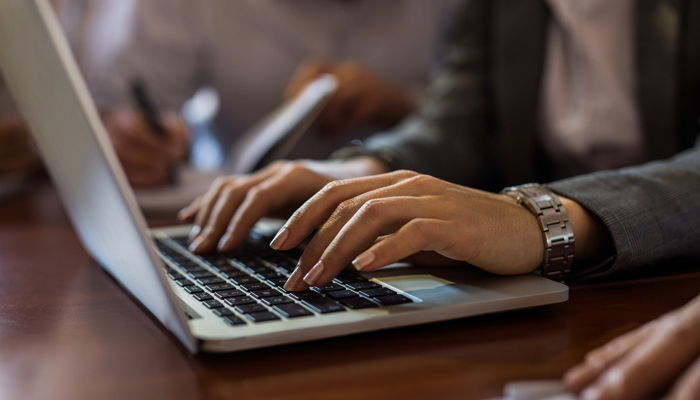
[0,0,568,353]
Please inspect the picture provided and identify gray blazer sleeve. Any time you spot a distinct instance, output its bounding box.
[547,137,700,283]
[360,0,494,186]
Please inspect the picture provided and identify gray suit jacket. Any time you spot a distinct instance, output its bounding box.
[357,0,700,281]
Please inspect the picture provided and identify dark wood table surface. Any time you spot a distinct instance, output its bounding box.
[1,184,698,400]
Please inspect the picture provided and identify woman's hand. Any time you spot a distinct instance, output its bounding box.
[564,294,700,400]
[272,170,547,291]
[179,157,389,254]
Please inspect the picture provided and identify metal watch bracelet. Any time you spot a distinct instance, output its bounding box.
[501,183,575,282]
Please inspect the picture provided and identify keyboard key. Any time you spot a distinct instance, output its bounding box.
[239,282,270,292]
[224,296,256,306]
[223,315,246,326]
[173,278,190,286]
[212,308,235,317]
[183,285,204,294]
[261,296,293,306]
[267,277,289,287]
[244,311,281,323]
[196,277,225,285]
[316,283,345,292]
[334,271,365,284]
[188,270,214,278]
[340,297,378,309]
[326,290,359,300]
[273,303,313,318]
[230,276,258,285]
[288,290,317,300]
[346,281,381,291]
[359,287,396,298]
[234,304,267,314]
[202,299,224,309]
[214,289,246,299]
[373,294,412,305]
[250,289,280,298]
[218,267,247,278]
[205,282,235,292]
[193,292,214,301]
[300,295,345,314]
[256,269,284,279]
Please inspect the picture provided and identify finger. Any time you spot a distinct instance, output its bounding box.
[219,164,332,251]
[190,183,249,253]
[274,170,417,251]
[582,316,700,400]
[669,356,700,400]
[564,324,655,392]
[351,218,447,272]
[178,195,202,221]
[299,196,436,288]
[190,177,230,239]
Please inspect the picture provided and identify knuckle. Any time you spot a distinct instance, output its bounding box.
[319,179,346,197]
[407,219,434,240]
[393,169,418,179]
[334,199,358,219]
[212,176,230,190]
[358,198,386,218]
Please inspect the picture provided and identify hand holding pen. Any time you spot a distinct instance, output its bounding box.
[100,79,189,187]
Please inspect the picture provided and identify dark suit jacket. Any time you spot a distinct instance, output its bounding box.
[363,0,699,189]
[358,0,700,282]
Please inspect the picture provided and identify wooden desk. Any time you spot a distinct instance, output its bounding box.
[1,184,698,400]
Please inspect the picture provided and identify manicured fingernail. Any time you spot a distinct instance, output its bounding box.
[269,227,289,250]
[188,236,204,252]
[352,251,375,271]
[303,261,325,286]
[217,235,231,251]
[189,225,201,239]
[284,266,303,291]
[581,387,600,400]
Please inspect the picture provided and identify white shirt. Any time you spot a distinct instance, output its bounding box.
[542,0,645,176]
[92,0,458,164]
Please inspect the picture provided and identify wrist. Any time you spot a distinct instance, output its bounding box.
[559,196,612,263]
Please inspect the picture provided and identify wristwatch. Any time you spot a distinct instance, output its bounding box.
[501,183,575,282]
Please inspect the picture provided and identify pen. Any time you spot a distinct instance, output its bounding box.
[130,78,167,137]
[130,78,177,184]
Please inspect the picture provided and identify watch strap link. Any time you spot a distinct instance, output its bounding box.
[502,184,575,282]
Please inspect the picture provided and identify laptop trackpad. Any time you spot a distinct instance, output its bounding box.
[375,274,455,292]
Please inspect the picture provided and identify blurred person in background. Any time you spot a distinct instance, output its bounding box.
[0,0,135,186]
[91,0,460,187]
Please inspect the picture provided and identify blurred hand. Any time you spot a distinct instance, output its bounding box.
[179,157,389,255]
[0,115,40,176]
[268,170,553,291]
[102,108,189,187]
[564,294,700,400]
[285,60,416,136]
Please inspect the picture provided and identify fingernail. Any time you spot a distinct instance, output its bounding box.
[352,251,375,271]
[269,227,289,250]
[217,235,231,251]
[188,236,204,253]
[189,225,201,239]
[581,387,600,400]
[284,266,303,291]
[303,261,325,286]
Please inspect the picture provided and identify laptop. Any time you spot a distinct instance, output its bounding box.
[0,0,568,353]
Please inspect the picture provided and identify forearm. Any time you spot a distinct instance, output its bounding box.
[547,142,700,282]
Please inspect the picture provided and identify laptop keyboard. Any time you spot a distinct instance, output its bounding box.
[154,232,412,327]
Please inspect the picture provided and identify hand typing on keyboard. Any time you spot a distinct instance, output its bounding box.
[262,170,555,291]
[181,167,604,292]
[178,158,387,254]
